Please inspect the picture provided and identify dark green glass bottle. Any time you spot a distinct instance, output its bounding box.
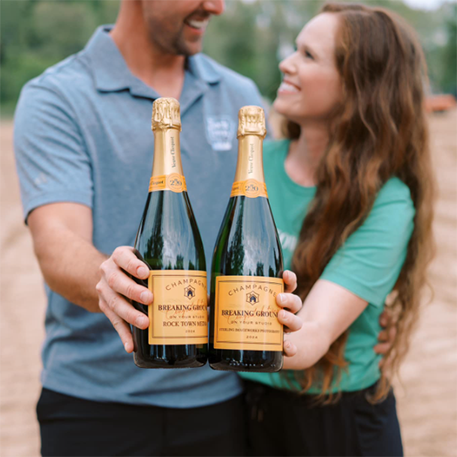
[209,106,284,373]
[132,98,207,369]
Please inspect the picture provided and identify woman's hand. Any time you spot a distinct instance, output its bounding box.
[96,246,152,353]
[276,270,304,358]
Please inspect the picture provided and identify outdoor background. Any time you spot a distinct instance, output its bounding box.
[1,0,456,456]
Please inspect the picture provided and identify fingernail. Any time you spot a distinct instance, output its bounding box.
[280,310,287,320]
[138,266,149,278]
[140,291,153,304]
[136,316,149,328]
[124,342,129,352]
[277,294,285,304]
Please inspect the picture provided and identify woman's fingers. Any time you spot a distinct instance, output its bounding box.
[276,292,302,314]
[111,246,150,279]
[283,339,298,357]
[283,270,298,293]
[278,310,303,333]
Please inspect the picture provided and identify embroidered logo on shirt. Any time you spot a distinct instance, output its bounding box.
[206,115,236,151]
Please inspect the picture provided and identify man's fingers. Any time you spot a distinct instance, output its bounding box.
[278,310,303,333]
[374,342,391,355]
[388,326,397,341]
[379,309,393,328]
[283,339,298,358]
[276,292,302,314]
[105,267,153,304]
[283,270,298,293]
[100,282,149,330]
[112,246,150,279]
[377,327,396,343]
[100,299,135,353]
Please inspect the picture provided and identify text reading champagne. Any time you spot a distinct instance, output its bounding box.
[132,98,207,369]
[209,106,284,372]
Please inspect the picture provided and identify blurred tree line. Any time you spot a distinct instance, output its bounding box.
[1,0,456,116]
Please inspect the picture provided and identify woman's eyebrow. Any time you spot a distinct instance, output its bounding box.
[297,41,318,56]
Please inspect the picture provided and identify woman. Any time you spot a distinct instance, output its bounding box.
[240,3,435,456]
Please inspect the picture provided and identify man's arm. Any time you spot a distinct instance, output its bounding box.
[28,202,107,313]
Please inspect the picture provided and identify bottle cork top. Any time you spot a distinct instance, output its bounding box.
[152,98,182,131]
[237,106,267,138]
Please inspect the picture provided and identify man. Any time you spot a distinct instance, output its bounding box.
[15,1,300,455]
[14,1,392,455]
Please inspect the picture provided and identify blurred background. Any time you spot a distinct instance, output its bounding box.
[1,1,456,456]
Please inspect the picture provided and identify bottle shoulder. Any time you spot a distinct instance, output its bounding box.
[135,191,206,270]
[212,196,284,276]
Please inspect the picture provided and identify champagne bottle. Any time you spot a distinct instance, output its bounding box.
[209,106,284,373]
[132,98,207,369]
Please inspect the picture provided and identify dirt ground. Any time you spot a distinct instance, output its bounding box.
[1,112,456,457]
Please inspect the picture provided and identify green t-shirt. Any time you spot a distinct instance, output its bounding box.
[240,139,415,393]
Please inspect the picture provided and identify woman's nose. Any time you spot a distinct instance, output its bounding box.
[279,54,296,76]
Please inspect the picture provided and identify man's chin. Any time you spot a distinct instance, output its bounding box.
[176,40,203,57]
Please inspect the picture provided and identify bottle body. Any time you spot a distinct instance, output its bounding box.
[132,99,207,369]
[209,109,284,373]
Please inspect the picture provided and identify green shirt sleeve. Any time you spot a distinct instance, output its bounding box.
[320,178,415,307]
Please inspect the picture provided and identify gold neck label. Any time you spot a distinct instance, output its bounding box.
[231,180,267,198]
[231,135,267,199]
[149,174,187,193]
[149,129,187,193]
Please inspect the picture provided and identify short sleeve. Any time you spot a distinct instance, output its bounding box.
[321,178,415,307]
[13,81,93,223]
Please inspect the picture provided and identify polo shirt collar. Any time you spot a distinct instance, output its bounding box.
[85,25,222,103]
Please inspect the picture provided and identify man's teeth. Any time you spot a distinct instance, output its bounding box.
[279,82,300,93]
[186,19,209,29]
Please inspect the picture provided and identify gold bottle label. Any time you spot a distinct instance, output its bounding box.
[214,276,284,351]
[148,270,208,345]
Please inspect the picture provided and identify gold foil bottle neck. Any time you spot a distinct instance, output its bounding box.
[152,98,182,131]
[237,106,267,139]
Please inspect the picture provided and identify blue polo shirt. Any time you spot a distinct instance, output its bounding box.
[14,26,265,407]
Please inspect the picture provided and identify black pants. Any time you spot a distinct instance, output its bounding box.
[244,380,403,457]
[37,388,247,456]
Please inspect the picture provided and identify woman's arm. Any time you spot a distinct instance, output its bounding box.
[283,279,368,370]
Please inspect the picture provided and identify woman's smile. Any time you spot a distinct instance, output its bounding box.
[277,79,301,95]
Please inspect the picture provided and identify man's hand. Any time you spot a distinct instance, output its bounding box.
[276,270,304,358]
[374,309,397,367]
[96,246,153,353]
